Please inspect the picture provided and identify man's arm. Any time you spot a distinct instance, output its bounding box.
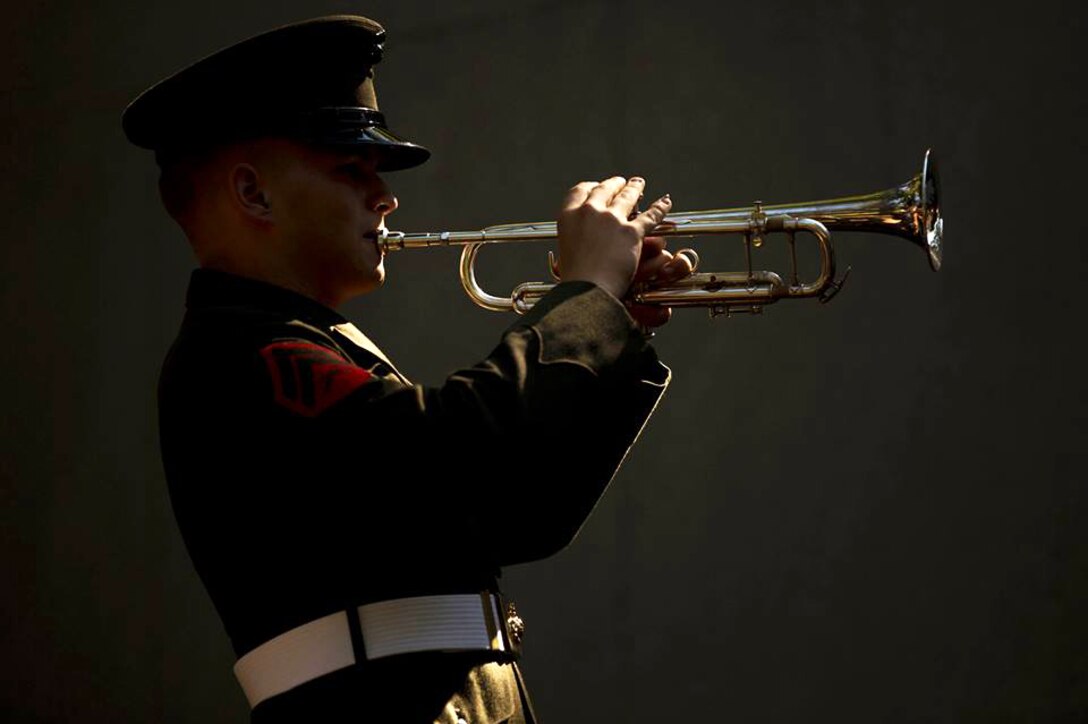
[248,278,668,566]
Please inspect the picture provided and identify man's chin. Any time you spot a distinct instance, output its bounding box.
[352,266,385,296]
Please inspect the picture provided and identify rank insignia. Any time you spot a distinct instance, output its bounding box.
[260,341,374,417]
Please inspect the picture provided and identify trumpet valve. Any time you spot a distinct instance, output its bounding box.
[749,200,767,248]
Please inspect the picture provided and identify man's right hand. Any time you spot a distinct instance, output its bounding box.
[556,176,672,300]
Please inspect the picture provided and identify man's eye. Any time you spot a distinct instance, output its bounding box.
[337,161,376,179]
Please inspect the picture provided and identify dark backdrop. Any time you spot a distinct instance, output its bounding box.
[4,1,1086,722]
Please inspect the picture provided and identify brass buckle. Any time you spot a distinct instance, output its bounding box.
[482,592,524,660]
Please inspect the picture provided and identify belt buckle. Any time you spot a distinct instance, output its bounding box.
[482,592,524,660]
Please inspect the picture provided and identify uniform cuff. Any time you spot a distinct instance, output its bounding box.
[509,281,666,381]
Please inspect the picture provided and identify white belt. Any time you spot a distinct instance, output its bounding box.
[233,593,520,708]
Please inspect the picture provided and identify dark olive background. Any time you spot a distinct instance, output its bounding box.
[3,1,1086,722]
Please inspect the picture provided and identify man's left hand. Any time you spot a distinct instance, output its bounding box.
[624,235,695,330]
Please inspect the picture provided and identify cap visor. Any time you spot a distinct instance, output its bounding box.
[310,124,430,171]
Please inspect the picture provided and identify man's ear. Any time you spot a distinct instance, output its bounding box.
[230,163,273,222]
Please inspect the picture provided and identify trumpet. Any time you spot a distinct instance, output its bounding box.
[377,150,943,317]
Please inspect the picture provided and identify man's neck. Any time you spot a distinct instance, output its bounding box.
[198,258,343,309]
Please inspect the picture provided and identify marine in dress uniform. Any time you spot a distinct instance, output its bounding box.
[124,15,682,724]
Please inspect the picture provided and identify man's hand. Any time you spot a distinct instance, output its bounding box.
[556,176,692,330]
[556,176,672,300]
[625,235,695,330]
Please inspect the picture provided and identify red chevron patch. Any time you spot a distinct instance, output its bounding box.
[259,341,374,417]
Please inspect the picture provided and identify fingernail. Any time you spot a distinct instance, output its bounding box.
[631,177,645,184]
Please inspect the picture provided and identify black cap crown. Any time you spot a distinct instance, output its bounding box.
[122,15,430,171]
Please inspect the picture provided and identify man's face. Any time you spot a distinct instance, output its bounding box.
[262,140,398,304]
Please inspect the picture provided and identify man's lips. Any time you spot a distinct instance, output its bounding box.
[362,229,386,256]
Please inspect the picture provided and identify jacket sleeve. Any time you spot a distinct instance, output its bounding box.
[252,281,670,566]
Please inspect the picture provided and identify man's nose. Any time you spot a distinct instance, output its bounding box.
[374,194,398,215]
[370,179,398,216]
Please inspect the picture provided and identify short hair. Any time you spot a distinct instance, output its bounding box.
[155,146,220,229]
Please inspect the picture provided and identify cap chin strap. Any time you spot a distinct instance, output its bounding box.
[290,106,431,169]
[298,106,387,129]
[152,107,389,165]
[296,106,388,142]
